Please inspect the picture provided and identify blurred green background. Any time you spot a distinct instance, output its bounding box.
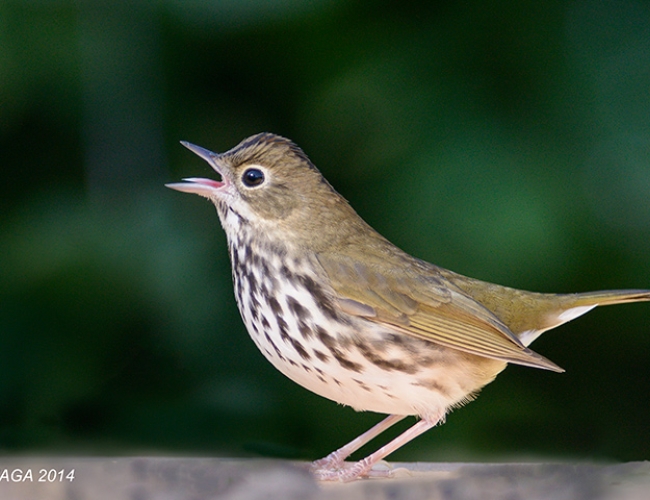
[1,0,649,463]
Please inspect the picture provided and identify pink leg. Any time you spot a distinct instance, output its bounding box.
[311,414,406,470]
[313,416,441,482]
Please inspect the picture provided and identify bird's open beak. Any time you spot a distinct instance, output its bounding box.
[180,141,217,164]
[166,141,225,196]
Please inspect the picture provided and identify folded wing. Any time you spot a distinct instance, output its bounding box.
[318,252,563,372]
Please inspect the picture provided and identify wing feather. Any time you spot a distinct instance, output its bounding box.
[317,252,562,372]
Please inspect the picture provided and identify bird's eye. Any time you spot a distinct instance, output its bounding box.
[242,168,265,187]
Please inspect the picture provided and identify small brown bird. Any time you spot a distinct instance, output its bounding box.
[167,133,649,481]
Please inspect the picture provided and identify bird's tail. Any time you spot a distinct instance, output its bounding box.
[567,289,650,307]
[518,289,650,347]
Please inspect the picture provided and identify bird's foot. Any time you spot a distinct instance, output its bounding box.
[311,450,345,471]
[310,459,391,482]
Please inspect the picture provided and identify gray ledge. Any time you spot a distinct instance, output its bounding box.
[0,457,648,499]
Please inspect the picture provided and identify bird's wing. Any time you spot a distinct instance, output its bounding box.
[317,252,563,372]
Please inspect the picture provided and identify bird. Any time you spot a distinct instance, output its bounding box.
[166,132,650,481]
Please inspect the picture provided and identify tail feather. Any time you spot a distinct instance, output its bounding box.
[551,289,650,327]
[519,288,650,347]
[568,289,650,307]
